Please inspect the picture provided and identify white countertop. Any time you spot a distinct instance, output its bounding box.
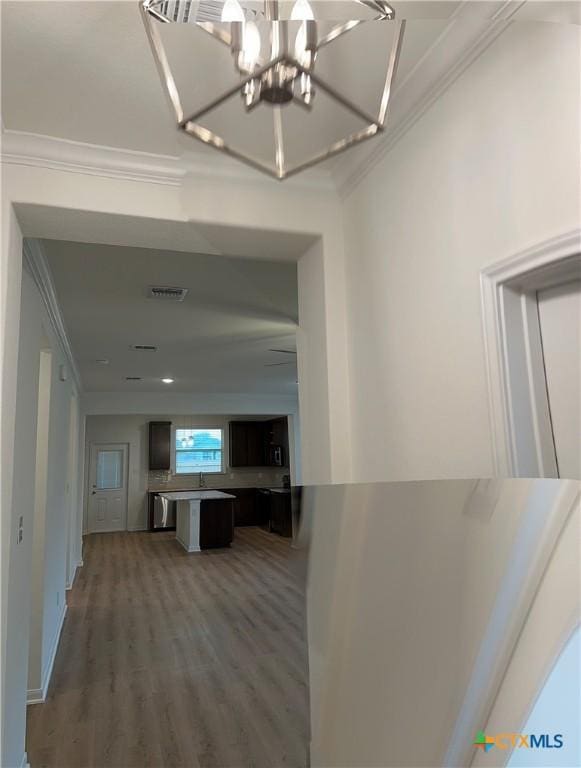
[158,490,236,501]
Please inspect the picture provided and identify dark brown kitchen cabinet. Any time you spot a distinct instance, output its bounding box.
[199,499,234,549]
[149,421,172,470]
[231,488,268,526]
[265,417,288,466]
[229,421,267,467]
[269,491,293,537]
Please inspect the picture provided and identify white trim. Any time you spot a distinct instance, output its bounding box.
[2,129,184,187]
[65,558,81,591]
[480,229,581,476]
[444,480,580,768]
[0,129,335,192]
[19,753,30,768]
[22,239,82,392]
[27,603,68,705]
[335,1,526,197]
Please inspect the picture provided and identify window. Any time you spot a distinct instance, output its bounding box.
[96,449,123,489]
[175,428,224,474]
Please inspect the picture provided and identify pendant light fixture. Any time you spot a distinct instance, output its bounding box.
[140,1,404,179]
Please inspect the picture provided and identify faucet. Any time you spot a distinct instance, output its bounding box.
[199,472,206,488]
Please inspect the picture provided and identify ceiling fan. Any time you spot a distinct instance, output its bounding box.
[265,348,297,367]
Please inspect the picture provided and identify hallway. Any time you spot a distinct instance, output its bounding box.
[26,528,309,768]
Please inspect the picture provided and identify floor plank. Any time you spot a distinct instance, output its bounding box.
[26,527,309,768]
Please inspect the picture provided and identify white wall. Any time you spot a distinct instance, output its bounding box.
[304,478,579,767]
[2,264,79,765]
[84,413,295,532]
[1,200,25,768]
[28,347,52,693]
[341,21,581,482]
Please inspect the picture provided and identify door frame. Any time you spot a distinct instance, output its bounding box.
[87,441,129,533]
[480,229,581,477]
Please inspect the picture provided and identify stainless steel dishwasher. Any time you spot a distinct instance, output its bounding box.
[152,493,177,529]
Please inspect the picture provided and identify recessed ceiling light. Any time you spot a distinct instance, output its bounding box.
[162,378,174,384]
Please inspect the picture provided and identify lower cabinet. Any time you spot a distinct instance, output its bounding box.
[229,488,292,535]
[231,488,266,526]
[199,499,234,549]
[269,492,293,538]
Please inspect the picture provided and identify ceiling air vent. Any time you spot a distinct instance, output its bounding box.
[125,376,142,381]
[130,344,158,351]
[148,286,188,301]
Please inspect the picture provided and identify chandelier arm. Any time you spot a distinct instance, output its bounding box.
[140,2,185,124]
[316,19,364,50]
[195,21,234,48]
[142,1,170,24]
[283,124,380,180]
[355,1,395,21]
[378,18,405,125]
[182,122,281,179]
[297,64,384,129]
[273,107,285,179]
[179,57,285,126]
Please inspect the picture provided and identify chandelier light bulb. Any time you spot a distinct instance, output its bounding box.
[294,22,310,67]
[240,21,261,70]
[290,0,315,21]
[221,0,244,22]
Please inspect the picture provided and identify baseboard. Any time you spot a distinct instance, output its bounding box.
[27,603,67,705]
[65,557,83,590]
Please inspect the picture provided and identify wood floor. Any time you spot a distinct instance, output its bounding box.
[26,527,309,768]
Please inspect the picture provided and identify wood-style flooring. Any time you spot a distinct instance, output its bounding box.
[26,527,309,768]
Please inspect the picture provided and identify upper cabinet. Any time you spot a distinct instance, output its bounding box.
[149,421,172,470]
[229,421,268,467]
[229,418,289,468]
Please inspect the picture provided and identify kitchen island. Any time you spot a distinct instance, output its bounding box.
[158,490,236,552]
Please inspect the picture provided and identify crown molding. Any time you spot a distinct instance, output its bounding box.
[1,130,185,187]
[0,128,336,193]
[23,238,83,393]
[334,0,527,198]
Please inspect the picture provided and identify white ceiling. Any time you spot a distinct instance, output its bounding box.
[2,2,575,181]
[1,1,456,165]
[42,239,299,394]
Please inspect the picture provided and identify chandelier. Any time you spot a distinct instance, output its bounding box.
[140,1,405,179]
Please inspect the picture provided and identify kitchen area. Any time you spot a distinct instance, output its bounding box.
[84,411,299,543]
[147,416,296,551]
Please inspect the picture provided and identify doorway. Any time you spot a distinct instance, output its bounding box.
[88,443,128,533]
[481,230,581,478]
[537,280,581,480]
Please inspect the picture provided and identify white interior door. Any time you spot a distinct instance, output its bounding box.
[88,443,128,533]
[537,280,581,480]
